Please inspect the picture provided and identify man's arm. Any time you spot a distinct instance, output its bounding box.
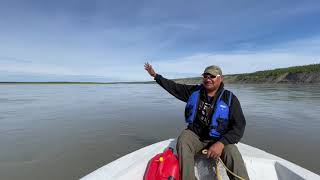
[219,95,246,145]
[155,74,198,102]
[144,62,197,102]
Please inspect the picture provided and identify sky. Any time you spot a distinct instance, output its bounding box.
[1,0,320,82]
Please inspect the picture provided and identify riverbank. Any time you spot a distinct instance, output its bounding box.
[174,64,320,84]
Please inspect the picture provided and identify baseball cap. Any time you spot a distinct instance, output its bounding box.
[203,65,222,76]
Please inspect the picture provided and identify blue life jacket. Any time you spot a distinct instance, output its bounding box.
[184,87,233,137]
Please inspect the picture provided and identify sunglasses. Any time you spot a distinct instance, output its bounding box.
[202,74,220,79]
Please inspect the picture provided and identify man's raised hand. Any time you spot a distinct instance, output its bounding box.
[144,62,157,77]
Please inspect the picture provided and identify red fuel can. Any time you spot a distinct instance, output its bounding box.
[144,147,180,180]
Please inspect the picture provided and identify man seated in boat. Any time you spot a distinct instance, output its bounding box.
[144,63,250,180]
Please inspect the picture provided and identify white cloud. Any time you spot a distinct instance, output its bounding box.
[1,36,320,81]
[153,36,320,78]
[152,52,317,78]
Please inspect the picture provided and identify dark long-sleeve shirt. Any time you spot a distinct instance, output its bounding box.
[154,74,246,145]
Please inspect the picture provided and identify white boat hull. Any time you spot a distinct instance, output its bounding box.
[80,139,319,180]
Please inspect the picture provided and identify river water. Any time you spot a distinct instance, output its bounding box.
[0,83,319,179]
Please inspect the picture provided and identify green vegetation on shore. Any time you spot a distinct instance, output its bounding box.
[229,63,320,83]
[174,63,320,84]
[237,63,320,79]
